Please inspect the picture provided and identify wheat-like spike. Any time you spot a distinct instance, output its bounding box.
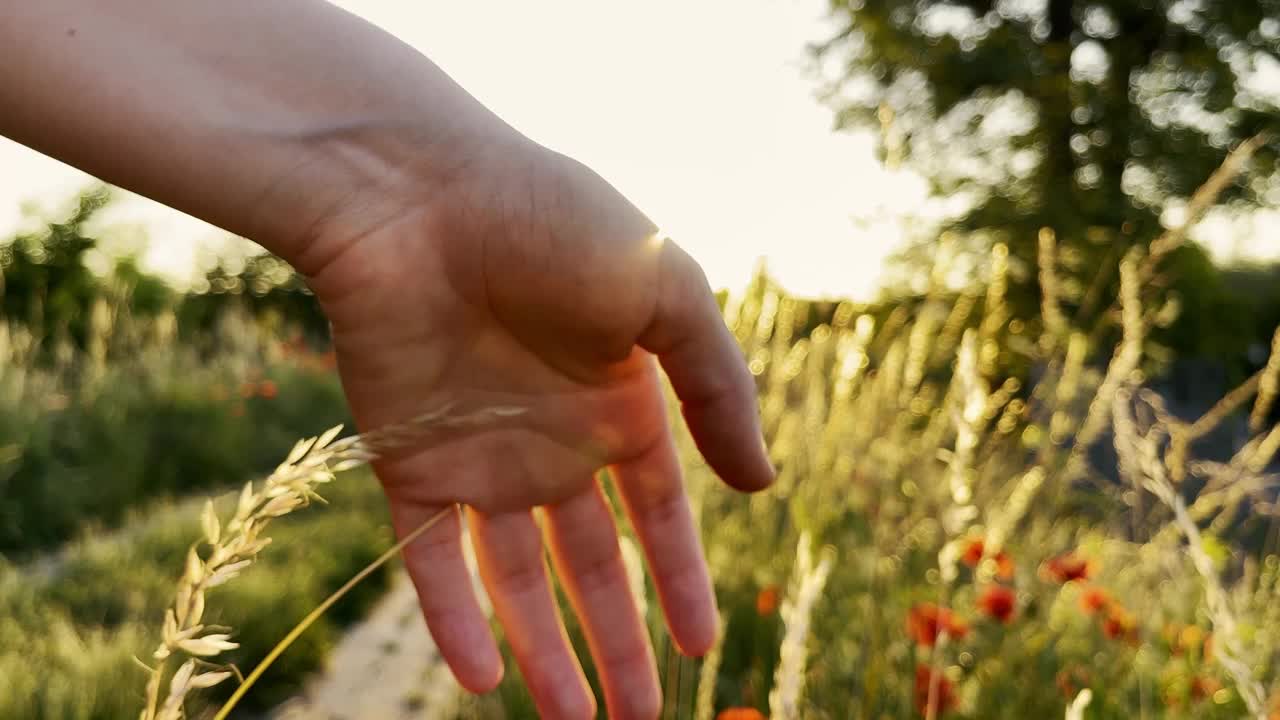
[768,532,839,717]
[693,617,728,720]
[1145,132,1271,274]
[947,331,988,511]
[1038,227,1067,352]
[1250,326,1280,433]
[1113,390,1268,718]
[931,290,977,366]
[1163,367,1267,481]
[978,243,1010,378]
[768,533,835,720]
[1065,689,1093,720]
[1065,247,1145,483]
[142,403,524,719]
[1188,370,1265,442]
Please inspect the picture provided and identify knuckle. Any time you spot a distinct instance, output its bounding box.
[570,543,624,598]
[489,558,547,598]
[641,488,688,538]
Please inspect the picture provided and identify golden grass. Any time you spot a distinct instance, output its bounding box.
[124,133,1280,718]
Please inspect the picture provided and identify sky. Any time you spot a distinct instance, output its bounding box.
[0,0,1274,299]
[0,0,926,300]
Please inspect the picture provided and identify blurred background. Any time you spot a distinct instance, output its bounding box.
[2,0,1279,718]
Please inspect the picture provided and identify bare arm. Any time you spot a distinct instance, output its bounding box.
[0,0,498,269]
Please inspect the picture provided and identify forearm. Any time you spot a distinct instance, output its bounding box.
[0,0,507,270]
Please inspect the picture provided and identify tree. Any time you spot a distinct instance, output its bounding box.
[176,251,329,347]
[0,187,175,357]
[814,0,1279,331]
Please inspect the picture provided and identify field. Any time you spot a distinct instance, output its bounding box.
[5,233,1280,720]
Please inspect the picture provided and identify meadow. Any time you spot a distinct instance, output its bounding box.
[4,211,1280,719]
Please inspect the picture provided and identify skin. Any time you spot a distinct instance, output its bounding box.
[0,2,775,717]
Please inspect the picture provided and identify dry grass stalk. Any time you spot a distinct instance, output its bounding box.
[946,331,988,513]
[1248,422,1280,474]
[1038,227,1066,352]
[1251,326,1280,433]
[902,302,944,405]
[1064,688,1093,720]
[1065,247,1144,483]
[981,467,1045,581]
[1145,131,1272,274]
[693,617,728,720]
[932,291,977,366]
[1075,132,1271,356]
[139,404,523,720]
[768,532,836,720]
[1166,367,1267,480]
[978,243,1010,378]
[1049,332,1088,444]
[1188,370,1265,442]
[214,509,450,720]
[1112,389,1268,717]
[929,329,997,719]
[619,535,649,621]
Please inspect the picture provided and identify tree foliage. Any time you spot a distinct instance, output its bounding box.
[815,0,1280,332]
[0,187,328,359]
[0,187,173,353]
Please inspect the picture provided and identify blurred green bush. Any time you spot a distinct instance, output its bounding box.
[0,187,347,557]
[0,470,394,719]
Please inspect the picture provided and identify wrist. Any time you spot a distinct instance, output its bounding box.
[263,113,515,278]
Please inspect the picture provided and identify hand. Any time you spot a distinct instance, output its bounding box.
[305,135,775,718]
[0,1,772,714]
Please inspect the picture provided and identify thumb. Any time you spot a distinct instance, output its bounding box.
[638,238,775,492]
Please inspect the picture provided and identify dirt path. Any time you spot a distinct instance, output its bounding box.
[272,570,479,720]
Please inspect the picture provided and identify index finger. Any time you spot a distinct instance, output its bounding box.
[638,238,775,492]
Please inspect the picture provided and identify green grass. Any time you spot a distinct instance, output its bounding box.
[0,315,348,556]
[0,469,395,719]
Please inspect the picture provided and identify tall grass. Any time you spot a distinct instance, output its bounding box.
[0,304,345,556]
[0,471,396,719]
[10,149,1279,718]
[457,236,1279,718]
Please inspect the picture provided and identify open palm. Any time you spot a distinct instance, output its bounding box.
[308,144,774,719]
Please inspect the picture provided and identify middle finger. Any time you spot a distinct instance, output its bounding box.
[468,507,595,719]
[545,480,660,720]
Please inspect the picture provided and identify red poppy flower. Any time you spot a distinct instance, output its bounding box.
[716,709,766,720]
[756,585,780,616]
[906,603,969,647]
[1191,676,1223,702]
[960,537,1015,579]
[914,665,957,716]
[1056,666,1091,699]
[1102,606,1139,644]
[1078,586,1111,615]
[1044,552,1091,583]
[976,586,1017,624]
[961,538,986,567]
[993,553,1016,580]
